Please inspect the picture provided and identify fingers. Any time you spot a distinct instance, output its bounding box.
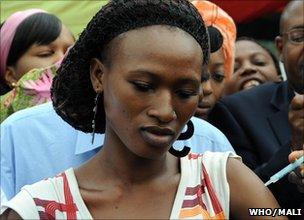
[289,95,304,126]
[290,94,304,110]
[288,150,304,163]
[288,150,304,193]
[289,107,304,127]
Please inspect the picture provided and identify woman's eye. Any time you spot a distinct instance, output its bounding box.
[37,51,53,57]
[211,72,225,83]
[253,60,266,66]
[176,89,197,99]
[132,81,153,92]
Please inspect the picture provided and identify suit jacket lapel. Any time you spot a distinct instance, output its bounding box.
[267,81,294,146]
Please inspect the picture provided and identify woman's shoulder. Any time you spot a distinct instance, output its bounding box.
[184,151,239,162]
[23,168,73,199]
[181,151,240,183]
[178,151,239,219]
[2,169,76,219]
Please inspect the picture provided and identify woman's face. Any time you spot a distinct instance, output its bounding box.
[229,40,280,93]
[92,25,203,159]
[195,48,226,119]
[6,24,74,83]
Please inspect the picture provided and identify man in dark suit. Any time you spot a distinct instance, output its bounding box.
[208,0,303,212]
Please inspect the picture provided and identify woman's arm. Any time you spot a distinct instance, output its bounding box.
[227,158,287,220]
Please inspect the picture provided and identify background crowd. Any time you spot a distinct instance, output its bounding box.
[0,0,303,219]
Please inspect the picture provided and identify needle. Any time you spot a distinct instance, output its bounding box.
[265,156,304,186]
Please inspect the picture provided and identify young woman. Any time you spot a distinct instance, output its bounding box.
[1,1,284,219]
[192,0,237,120]
[0,9,75,121]
[225,37,282,95]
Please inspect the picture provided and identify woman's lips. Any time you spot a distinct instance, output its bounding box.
[242,79,261,90]
[195,102,211,119]
[140,126,175,148]
[195,107,209,119]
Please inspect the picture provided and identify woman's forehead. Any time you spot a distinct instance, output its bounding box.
[101,26,203,83]
[235,40,270,57]
[107,25,203,62]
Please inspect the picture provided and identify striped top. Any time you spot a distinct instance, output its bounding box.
[170,151,236,219]
[2,151,237,219]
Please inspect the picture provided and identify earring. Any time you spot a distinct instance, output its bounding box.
[177,120,194,140]
[169,146,190,157]
[10,82,17,88]
[169,120,194,157]
[91,93,101,144]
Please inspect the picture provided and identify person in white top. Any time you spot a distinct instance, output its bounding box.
[1,0,283,219]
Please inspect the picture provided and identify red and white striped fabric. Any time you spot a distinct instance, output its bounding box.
[2,151,238,219]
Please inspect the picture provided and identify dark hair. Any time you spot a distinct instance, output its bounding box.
[0,12,62,95]
[52,0,210,134]
[6,13,62,67]
[236,36,282,76]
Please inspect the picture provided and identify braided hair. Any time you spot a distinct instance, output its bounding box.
[51,0,210,133]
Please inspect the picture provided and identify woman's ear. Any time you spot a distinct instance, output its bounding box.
[4,67,18,87]
[90,58,105,93]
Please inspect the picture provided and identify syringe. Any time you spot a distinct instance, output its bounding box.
[265,155,304,186]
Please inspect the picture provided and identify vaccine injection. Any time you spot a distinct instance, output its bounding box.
[265,155,304,186]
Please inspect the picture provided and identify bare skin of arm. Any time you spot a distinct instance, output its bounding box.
[0,209,22,220]
[228,158,287,220]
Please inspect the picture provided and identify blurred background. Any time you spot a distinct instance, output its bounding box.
[212,0,290,56]
[1,1,108,38]
[1,0,290,68]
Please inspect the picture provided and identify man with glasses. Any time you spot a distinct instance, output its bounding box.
[208,0,303,212]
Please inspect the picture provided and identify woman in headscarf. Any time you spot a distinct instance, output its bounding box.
[192,0,236,120]
[0,9,74,122]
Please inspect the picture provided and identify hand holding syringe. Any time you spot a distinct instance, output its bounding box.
[265,155,304,186]
[265,93,304,187]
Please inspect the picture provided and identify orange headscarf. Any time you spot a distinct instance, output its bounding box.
[192,0,236,79]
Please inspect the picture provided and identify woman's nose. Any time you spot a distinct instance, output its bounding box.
[53,50,66,64]
[147,91,177,123]
[202,79,212,97]
[238,62,257,77]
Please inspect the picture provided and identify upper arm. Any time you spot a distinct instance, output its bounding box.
[0,209,22,220]
[227,158,286,220]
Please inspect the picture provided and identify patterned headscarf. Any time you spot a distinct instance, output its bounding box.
[192,0,237,79]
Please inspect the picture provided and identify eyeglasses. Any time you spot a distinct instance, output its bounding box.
[282,27,304,44]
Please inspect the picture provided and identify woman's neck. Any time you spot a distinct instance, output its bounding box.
[76,130,179,190]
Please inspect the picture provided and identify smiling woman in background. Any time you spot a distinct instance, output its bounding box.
[0,9,75,121]
[225,37,282,95]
